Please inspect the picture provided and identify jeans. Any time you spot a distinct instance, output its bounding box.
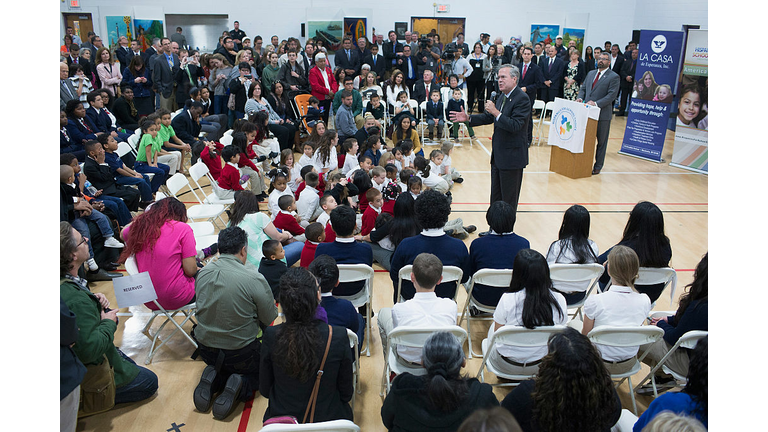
[284,241,303,267]
[95,195,133,226]
[134,161,170,187]
[71,212,113,258]
[114,349,159,404]
[213,95,229,115]
[116,175,154,201]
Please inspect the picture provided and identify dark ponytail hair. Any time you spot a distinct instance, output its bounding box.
[550,204,598,264]
[507,249,564,328]
[675,252,707,324]
[413,155,430,177]
[273,267,322,383]
[422,331,469,412]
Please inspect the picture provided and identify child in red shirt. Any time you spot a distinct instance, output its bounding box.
[272,194,306,241]
[300,222,326,267]
[214,146,246,200]
[360,188,383,236]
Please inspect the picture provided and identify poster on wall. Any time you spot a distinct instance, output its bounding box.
[562,28,585,55]
[344,18,367,43]
[105,16,133,49]
[308,21,343,54]
[670,29,708,174]
[618,30,684,163]
[530,24,560,45]
[394,22,408,41]
[134,19,164,51]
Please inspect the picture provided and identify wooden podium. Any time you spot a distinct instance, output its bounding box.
[548,99,599,179]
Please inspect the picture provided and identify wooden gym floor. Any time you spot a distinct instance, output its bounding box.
[77,114,708,431]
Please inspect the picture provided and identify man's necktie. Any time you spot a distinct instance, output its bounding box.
[347,50,350,61]
[522,64,527,80]
[549,59,553,72]
[592,71,600,90]
[167,54,173,68]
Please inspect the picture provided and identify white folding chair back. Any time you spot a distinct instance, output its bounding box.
[588,325,665,414]
[116,141,133,158]
[127,133,140,155]
[537,101,556,144]
[610,409,639,432]
[189,162,235,207]
[383,325,468,395]
[460,269,513,357]
[170,108,182,119]
[637,267,677,303]
[548,263,605,319]
[166,173,226,227]
[188,221,215,236]
[336,264,374,357]
[219,134,233,146]
[396,265,463,303]
[477,325,565,386]
[634,330,707,398]
[259,420,360,431]
[124,256,198,364]
[346,329,361,409]
[531,99,546,144]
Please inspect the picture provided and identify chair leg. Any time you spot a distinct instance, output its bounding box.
[364,306,372,357]
[628,377,638,415]
[142,313,158,334]
[466,317,473,359]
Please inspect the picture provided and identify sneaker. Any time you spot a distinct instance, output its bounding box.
[212,373,243,420]
[86,258,99,271]
[194,365,218,412]
[454,177,464,184]
[268,151,280,159]
[104,237,125,248]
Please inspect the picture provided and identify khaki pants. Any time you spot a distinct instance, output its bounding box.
[640,338,690,378]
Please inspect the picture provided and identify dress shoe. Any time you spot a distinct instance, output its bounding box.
[268,151,280,159]
[86,269,122,282]
[592,168,601,175]
[102,262,118,271]
[464,225,477,234]
[212,373,243,420]
[194,365,218,412]
[454,177,464,183]
[477,230,491,237]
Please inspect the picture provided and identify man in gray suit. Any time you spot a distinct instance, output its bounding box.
[152,37,180,111]
[60,62,78,110]
[577,52,620,175]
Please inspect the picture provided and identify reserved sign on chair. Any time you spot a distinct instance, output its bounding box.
[112,271,158,308]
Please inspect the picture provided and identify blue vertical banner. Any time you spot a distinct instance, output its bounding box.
[619,30,684,162]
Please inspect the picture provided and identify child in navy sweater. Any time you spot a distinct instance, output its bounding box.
[424,89,444,141]
[258,240,287,300]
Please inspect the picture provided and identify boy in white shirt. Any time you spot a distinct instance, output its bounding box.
[296,171,323,227]
[370,166,388,192]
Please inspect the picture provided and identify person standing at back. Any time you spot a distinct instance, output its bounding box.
[577,51,619,175]
[152,37,180,111]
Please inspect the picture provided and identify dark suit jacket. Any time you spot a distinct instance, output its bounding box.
[469,86,530,170]
[83,157,141,210]
[610,54,625,76]
[66,117,99,144]
[362,54,386,80]
[60,79,79,110]
[620,57,637,89]
[115,46,135,70]
[86,107,116,134]
[61,129,86,161]
[540,56,566,88]
[411,79,438,104]
[382,41,403,67]
[171,109,201,144]
[585,57,598,73]
[151,52,180,97]
[396,55,424,81]
[176,64,202,104]
[112,97,139,131]
[516,62,544,106]
[335,48,361,76]
[577,69,620,122]
[141,47,158,67]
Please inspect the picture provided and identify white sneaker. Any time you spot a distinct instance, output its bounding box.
[86,258,99,271]
[104,237,125,248]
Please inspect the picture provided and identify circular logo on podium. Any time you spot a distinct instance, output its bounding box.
[553,107,577,142]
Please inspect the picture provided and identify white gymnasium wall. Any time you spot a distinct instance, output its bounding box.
[61,0,706,53]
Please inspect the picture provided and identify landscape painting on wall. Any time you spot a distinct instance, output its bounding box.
[308,21,343,54]
[105,16,133,49]
[134,19,164,51]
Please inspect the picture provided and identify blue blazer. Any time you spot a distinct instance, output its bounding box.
[86,107,116,134]
[66,117,99,145]
[170,109,201,144]
[540,56,566,88]
[61,129,85,161]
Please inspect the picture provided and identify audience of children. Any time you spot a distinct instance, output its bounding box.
[214,146,247,200]
[446,87,476,142]
[312,129,339,179]
[156,108,190,174]
[296,171,323,227]
[341,138,360,175]
[424,89,445,141]
[134,115,171,183]
[267,167,293,220]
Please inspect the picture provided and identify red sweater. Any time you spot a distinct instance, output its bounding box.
[360,205,381,236]
[201,143,225,180]
[323,220,336,243]
[273,211,305,236]
[217,163,244,191]
[294,179,325,201]
[300,241,319,267]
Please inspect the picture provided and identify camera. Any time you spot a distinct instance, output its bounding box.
[442,44,457,60]
[418,36,430,50]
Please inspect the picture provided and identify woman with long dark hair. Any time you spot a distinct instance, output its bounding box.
[486,249,567,376]
[483,44,503,103]
[244,80,297,151]
[466,42,487,114]
[546,204,599,305]
[635,337,708,429]
[598,201,672,302]
[501,327,621,432]
[382,331,498,431]
[640,252,707,390]
[119,197,197,311]
[260,267,354,422]
[122,55,154,116]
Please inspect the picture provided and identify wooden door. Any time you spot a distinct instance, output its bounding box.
[63,13,93,45]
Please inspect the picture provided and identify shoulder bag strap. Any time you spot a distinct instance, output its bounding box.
[303,325,333,424]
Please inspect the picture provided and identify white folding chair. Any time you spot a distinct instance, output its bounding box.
[587,325,665,414]
[166,173,227,228]
[610,409,639,432]
[126,133,140,156]
[605,267,678,305]
[477,325,565,386]
[459,269,513,358]
[346,329,361,410]
[219,134,233,146]
[116,141,133,158]
[634,328,707,398]
[336,264,374,357]
[548,263,605,319]
[531,99,546,144]
[417,100,436,145]
[188,161,235,208]
[395,265,463,303]
[124,256,198,364]
[536,101,556,144]
[382,325,468,396]
[259,420,360,432]
[170,108,182,119]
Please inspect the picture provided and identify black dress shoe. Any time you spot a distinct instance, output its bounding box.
[86,269,123,282]
[102,262,118,271]
[212,373,243,420]
[454,177,464,183]
[464,225,477,234]
[194,365,217,412]
[478,230,491,237]
[268,151,280,159]
[592,168,601,175]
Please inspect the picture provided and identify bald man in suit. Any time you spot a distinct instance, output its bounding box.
[578,52,620,175]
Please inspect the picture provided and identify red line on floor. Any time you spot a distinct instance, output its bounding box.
[237,395,255,432]
[451,202,708,206]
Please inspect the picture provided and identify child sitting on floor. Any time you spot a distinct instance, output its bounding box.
[300,222,325,268]
[273,194,306,241]
[257,239,287,300]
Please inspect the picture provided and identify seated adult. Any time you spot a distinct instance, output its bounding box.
[486,249,567,377]
[85,92,130,142]
[60,109,85,161]
[501,327,622,432]
[65,99,101,147]
[378,253,458,365]
[359,71,384,101]
[260,267,354,422]
[228,190,303,267]
[333,76,365,129]
[120,197,197,311]
[193,226,278,420]
[244,80,297,151]
[354,116,386,151]
[266,81,297,125]
[597,201,672,302]
[83,139,142,213]
[111,85,139,131]
[307,53,339,124]
[411,69,437,105]
[60,222,158,409]
[639,252,707,391]
[171,101,208,147]
[468,201,530,307]
[278,50,309,96]
[633,337,708,429]
[381,331,499,431]
[389,190,469,303]
[315,205,373,297]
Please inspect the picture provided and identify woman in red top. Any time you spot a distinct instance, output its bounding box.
[308,53,338,124]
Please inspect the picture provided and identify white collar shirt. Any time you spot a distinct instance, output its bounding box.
[392,292,457,363]
[582,285,652,361]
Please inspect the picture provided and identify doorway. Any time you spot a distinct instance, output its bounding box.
[63,13,93,45]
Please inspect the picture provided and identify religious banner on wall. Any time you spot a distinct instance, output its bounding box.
[670,29,708,174]
[619,30,684,163]
[344,18,367,43]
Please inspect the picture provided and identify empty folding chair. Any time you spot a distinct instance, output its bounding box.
[165,173,227,228]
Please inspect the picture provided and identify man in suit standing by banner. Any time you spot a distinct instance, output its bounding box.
[617,48,638,116]
[577,52,620,175]
[450,64,530,234]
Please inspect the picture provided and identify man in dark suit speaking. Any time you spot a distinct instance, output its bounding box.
[450,64,530,234]
[577,52,620,175]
